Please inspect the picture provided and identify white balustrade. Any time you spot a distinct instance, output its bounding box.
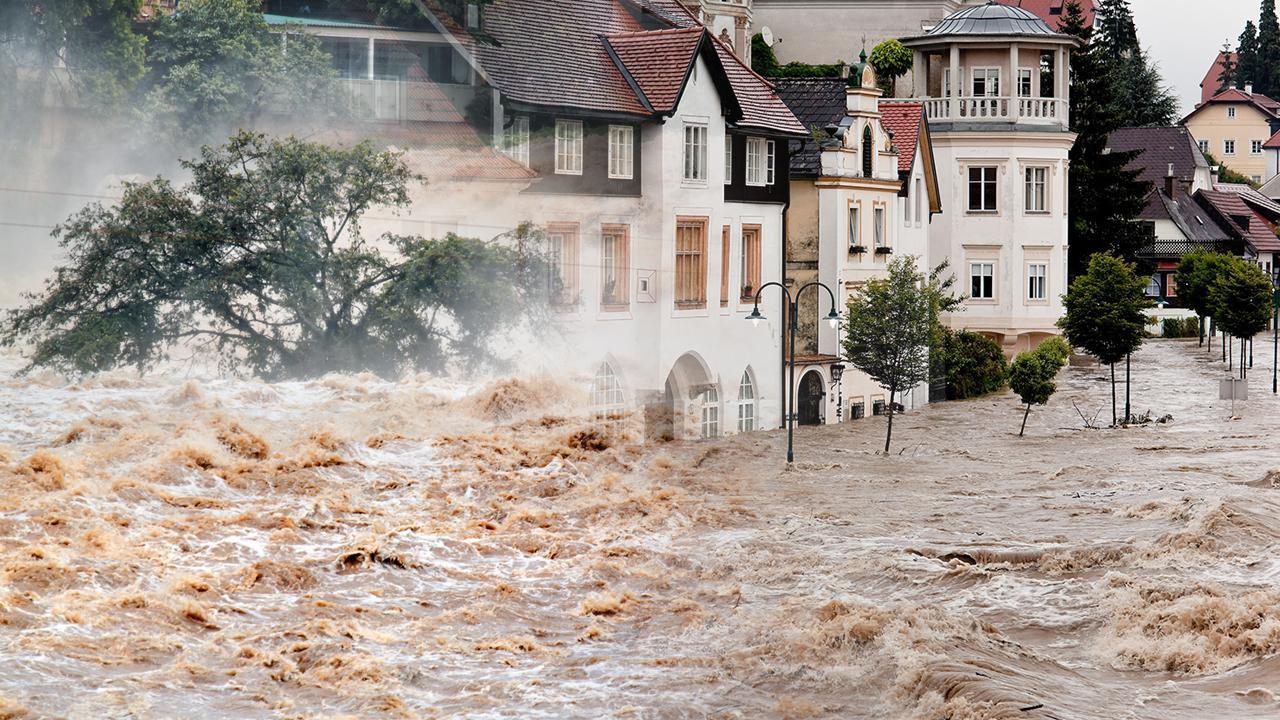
[888,96,1069,126]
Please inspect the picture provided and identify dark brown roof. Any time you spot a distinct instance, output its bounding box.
[773,78,845,176]
[1199,190,1280,252]
[712,38,807,135]
[1106,126,1207,186]
[879,103,925,175]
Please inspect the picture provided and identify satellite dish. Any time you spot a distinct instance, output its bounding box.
[761,26,776,47]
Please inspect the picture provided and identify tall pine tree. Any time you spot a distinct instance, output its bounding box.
[1094,0,1139,59]
[1113,49,1179,126]
[1060,0,1150,280]
[1259,0,1280,95]
[1217,42,1238,95]
[1238,22,1258,90]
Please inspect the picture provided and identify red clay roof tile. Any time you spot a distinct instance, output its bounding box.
[879,102,925,175]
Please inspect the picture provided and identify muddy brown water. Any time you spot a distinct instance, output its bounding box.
[0,339,1278,719]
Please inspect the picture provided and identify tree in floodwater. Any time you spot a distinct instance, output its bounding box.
[1,132,551,379]
[1176,251,1232,347]
[1210,255,1273,379]
[1009,336,1071,436]
[843,256,935,454]
[1058,253,1150,426]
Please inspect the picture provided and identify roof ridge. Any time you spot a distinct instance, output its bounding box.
[607,26,702,38]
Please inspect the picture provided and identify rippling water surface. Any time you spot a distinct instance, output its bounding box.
[1,339,1278,718]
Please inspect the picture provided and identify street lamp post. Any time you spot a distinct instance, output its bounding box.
[747,281,841,463]
[1272,271,1280,394]
[831,362,846,422]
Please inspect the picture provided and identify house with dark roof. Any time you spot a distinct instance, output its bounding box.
[385,0,807,440]
[772,66,942,423]
[1182,84,1280,185]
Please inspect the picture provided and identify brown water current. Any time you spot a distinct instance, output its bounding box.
[1,339,1279,718]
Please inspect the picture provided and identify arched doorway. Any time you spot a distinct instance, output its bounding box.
[650,352,716,440]
[797,370,826,426]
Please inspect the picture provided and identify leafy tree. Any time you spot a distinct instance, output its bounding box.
[1210,256,1273,378]
[1202,151,1257,186]
[751,34,844,78]
[937,330,1009,399]
[1010,337,1071,436]
[1,132,551,379]
[843,256,936,454]
[1176,251,1232,345]
[1060,0,1151,280]
[1058,253,1151,426]
[139,0,343,151]
[869,39,912,95]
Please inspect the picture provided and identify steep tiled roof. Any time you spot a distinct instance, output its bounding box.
[606,28,704,113]
[993,0,1094,29]
[1106,126,1207,186]
[712,40,806,135]
[1199,190,1280,252]
[1186,87,1280,121]
[1264,127,1280,150]
[1144,188,1232,241]
[1215,182,1280,218]
[772,78,845,176]
[879,103,925,175]
[1200,51,1237,105]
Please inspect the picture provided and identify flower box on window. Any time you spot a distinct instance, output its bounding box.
[874,246,893,256]
[850,244,868,255]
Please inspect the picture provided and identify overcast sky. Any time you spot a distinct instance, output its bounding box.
[1130,0,1259,115]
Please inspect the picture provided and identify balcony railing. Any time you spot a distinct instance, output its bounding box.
[341,77,482,124]
[895,96,1069,125]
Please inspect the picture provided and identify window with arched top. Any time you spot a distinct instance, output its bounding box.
[737,371,756,432]
[591,362,625,421]
[862,125,874,177]
[699,386,720,438]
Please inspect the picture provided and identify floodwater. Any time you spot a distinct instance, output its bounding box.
[1,339,1278,719]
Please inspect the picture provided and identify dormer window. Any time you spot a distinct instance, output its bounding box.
[465,1,480,29]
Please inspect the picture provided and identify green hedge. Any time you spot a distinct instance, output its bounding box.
[936,330,1009,399]
[1160,316,1200,338]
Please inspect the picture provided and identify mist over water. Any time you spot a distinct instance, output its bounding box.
[0,339,1278,717]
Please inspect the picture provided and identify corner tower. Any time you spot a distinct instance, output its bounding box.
[895,2,1081,353]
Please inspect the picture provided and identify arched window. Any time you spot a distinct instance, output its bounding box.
[591,362,625,421]
[862,125,874,177]
[699,386,720,438]
[737,371,756,432]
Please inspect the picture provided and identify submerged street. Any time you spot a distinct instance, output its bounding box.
[1,339,1278,718]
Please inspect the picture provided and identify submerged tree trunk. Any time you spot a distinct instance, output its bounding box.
[1199,315,1205,346]
[1020,403,1032,436]
[884,385,896,454]
[1124,354,1131,425]
[1110,362,1117,428]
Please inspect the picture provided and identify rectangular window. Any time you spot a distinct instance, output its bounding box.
[1224,139,1236,155]
[503,115,529,166]
[873,207,885,247]
[914,178,923,223]
[740,224,761,299]
[1025,167,1047,212]
[547,223,580,306]
[554,120,583,175]
[607,125,633,179]
[943,67,961,97]
[1228,106,1237,118]
[968,167,998,212]
[848,205,860,249]
[600,224,629,309]
[683,124,708,182]
[1252,139,1264,155]
[1017,68,1033,97]
[720,225,731,306]
[724,137,733,185]
[1028,263,1047,300]
[970,262,994,299]
[746,137,768,186]
[972,68,1000,97]
[1198,139,1209,153]
[766,140,776,185]
[675,217,708,308]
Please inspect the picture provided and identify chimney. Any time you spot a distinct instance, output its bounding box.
[1247,82,1255,95]
[1164,163,1177,197]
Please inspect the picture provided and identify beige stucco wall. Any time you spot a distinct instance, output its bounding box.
[1184,102,1273,184]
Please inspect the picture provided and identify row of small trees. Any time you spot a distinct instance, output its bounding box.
[1176,251,1274,377]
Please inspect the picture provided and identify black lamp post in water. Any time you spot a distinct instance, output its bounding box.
[746,281,841,463]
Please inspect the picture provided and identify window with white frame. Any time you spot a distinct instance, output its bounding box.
[1228,106,1237,118]
[1252,139,1264,154]
[746,137,775,186]
[1145,274,1162,297]
[968,167,998,212]
[554,119,583,175]
[848,205,860,248]
[1225,139,1236,155]
[943,67,960,97]
[683,123,708,182]
[972,68,1000,97]
[699,386,719,438]
[724,137,733,184]
[502,115,529,166]
[737,371,755,432]
[591,363,625,420]
[1017,68,1033,97]
[1198,139,1210,153]
[1025,167,1048,212]
[873,207,885,247]
[1028,263,1047,301]
[607,125,633,179]
[914,178,923,223]
[971,262,994,299]
[766,140,776,184]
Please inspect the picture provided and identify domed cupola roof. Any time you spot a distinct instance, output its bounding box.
[927,1,1056,37]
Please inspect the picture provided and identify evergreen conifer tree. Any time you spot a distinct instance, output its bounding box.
[1095,0,1139,59]
[1259,0,1280,95]
[1238,22,1258,89]
[1216,43,1238,95]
